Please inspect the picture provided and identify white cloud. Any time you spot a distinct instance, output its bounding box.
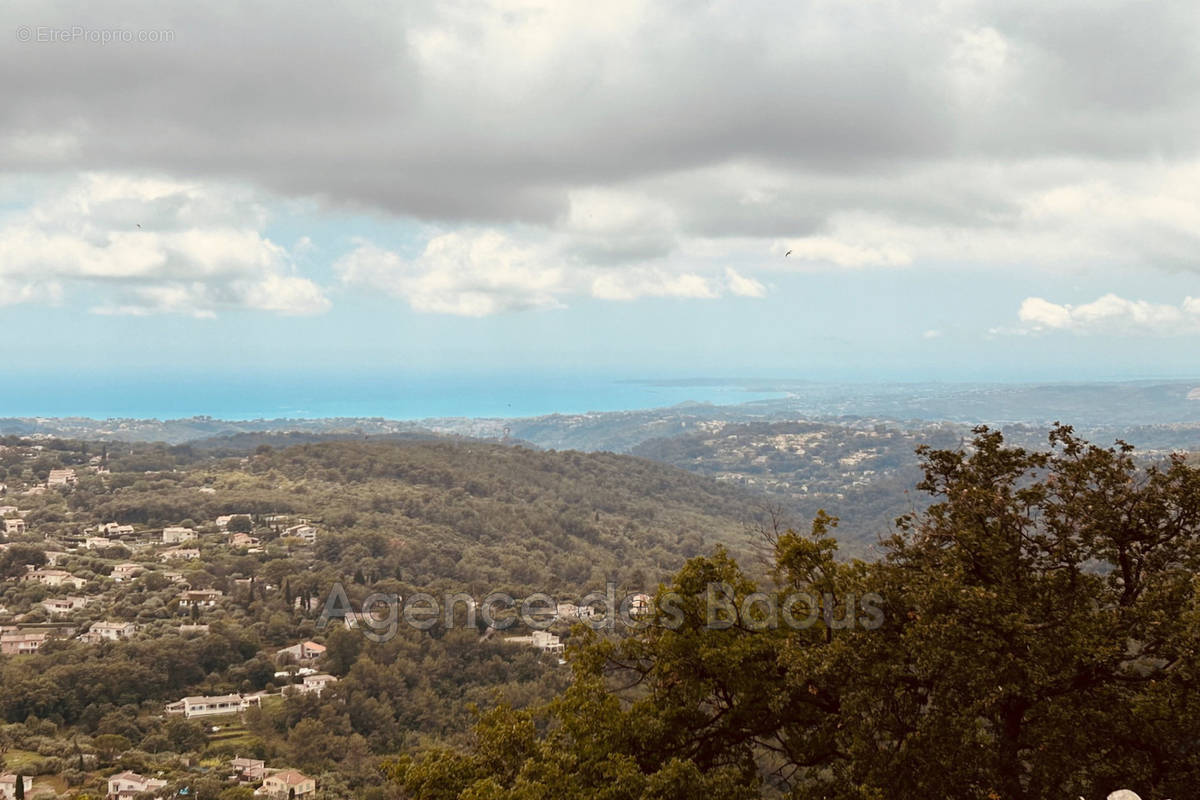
[724,268,766,298]
[336,229,760,315]
[0,174,329,316]
[1016,293,1200,335]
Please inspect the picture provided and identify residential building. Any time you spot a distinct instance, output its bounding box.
[0,774,34,800]
[165,693,263,718]
[160,548,201,562]
[299,673,337,695]
[257,770,316,798]
[85,536,114,550]
[106,771,167,800]
[24,568,86,589]
[283,524,317,544]
[42,595,89,616]
[0,631,47,655]
[230,758,266,783]
[276,640,326,662]
[83,621,137,642]
[47,469,78,488]
[229,532,260,548]
[3,518,25,535]
[178,589,222,609]
[111,563,144,581]
[162,526,196,544]
[504,630,565,655]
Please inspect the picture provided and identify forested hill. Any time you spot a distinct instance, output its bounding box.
[7,438,771,592]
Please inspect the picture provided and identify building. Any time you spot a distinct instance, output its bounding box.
[83,621,137,642]
[3,518,25,536]
[160,548,201,562]
[178,589,222,609]
[106,771,167,800]
[229,532,260,548]
[283,524,317,544]
[276,640,326,662]
[166,693,263,719]
[257,770,316,799]
[0,631,47,655]
[504,630,565,655]
[24,569,86,589]
[230,758,267,783]
[47,469,78,488]
[0,774,34,800]
[85,536,114,550]
[42,595,89,616]
[298,674,337,695]
[216,514,252,530]
[162,526,196,544]
[111,563,144,581]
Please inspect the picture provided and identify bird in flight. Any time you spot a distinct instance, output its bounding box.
[136,224,142,229]
[784,250,792,257]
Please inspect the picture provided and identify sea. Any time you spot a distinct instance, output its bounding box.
[0,369,789,421]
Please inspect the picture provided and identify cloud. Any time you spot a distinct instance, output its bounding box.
[724,268,766,298]
[336,230,760,315]
[1015,294,1200,335]
[0,174,330,316]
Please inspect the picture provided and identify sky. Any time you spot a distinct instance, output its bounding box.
[3,0,1200,389]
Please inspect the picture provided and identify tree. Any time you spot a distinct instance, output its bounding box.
[403,426,1200,800]
[13,773,23,800]
[229,515,254,534]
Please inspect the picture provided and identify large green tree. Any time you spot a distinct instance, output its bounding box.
[391,426,1200,800]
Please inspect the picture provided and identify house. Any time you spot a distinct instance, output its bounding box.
[0,631,47,655]
[230,758,267,783]
[160,548,201,562]
[0,774,34,800]
[178,624,210,635]
[0,506,17,515]
[283,524,317,544]
[256,770,316,798]
[111,563,144,581]
[178,589,223,609]
[298,673,337,695]
[276,641,326,662]
[166,693,263,718]
[229,532,260,548]
[42,595,89,616]
[47,469,78,488]
[3,518,25,535]
[504,630,565,655]
[24,569,86,589]
[85,536,113,550]
[106,771,167,800]
[83,621,137,642]
[162,526,196,544]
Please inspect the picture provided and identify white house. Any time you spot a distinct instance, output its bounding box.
[84,621,137,642]
[504,630,565,655]
[24,569,86,589]
[42,595,89,616]
[162,526,196,544]
[283,524,317,544]
[111,563,144,581]
[0,774,34,800]
[85,536,114,550]
[106,771,167,800]
[166,693,263,719]
[3,518,25,536]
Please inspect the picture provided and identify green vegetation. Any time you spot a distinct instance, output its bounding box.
[394,426,1200,799]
